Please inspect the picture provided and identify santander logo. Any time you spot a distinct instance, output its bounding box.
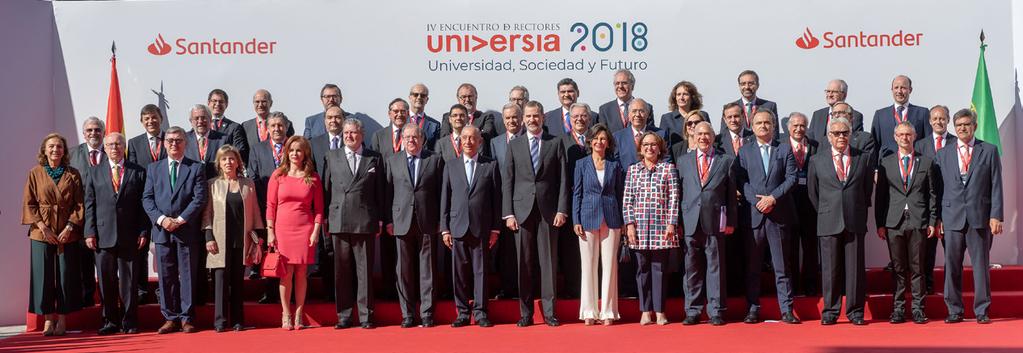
[795,28,820,49]
[147,34,172,55]
[795,27,923,50]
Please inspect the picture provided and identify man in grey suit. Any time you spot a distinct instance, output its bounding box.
[385,124,445,328]
[875,122,938,324]
[302,83,343,139]
[678,122,737,326]
[915,105,955,294]
[936,109,1003,324]
[441,125,501,328]
[126,105,166,300]
[544,78,597,136]
[716,103,755,157]
[807,116,875,326]
[84,133,149,335]
[597,69,654,133]
[489,103,524,299]
[206,89,249,161]
[808,79,864,143]
[503,100,570,327]
[721,70,779,136]
[185,104,228,180]
[324,118,386,329]
[371,98,414,300]
[69,116,104,307]
[736,111,800,324]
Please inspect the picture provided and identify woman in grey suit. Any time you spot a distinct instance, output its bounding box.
[202,145,264,332]
[572,124,625,326]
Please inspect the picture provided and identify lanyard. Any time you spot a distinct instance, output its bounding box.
[899,155,914,190]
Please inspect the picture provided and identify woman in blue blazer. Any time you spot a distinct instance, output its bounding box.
[572,123,626,326]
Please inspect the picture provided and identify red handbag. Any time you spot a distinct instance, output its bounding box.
[260,247,287,278]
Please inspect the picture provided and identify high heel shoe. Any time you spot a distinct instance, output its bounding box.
[584,319,595,326]
[282,313,293,330]
[656,312,669,325]
[294,310,305,330]
[41,315,54,336]
[54,315,67,336]
[640,312,653,325]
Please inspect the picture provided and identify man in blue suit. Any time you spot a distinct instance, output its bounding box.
[142,126,207,334]
[303,83,343,139]
[736,111,800,324]
[871,75,931,161]
[544,78,597,137]
[613,99,666,168]
[935,109,1003,324]
[596,69,654,133]
[408,83,443,152]
[721,70,779,137]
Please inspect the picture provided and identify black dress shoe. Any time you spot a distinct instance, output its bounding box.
[890,311,906,324]
[257,294,274,304]
[976,315,992,324]
[821,317,837,325]
[850,318,867,326]
[451,317,470,328]
[517,317,533,327]
[912,312,929,324]
[710,316,725,326]
[944,314,964,323]
[361,321,375,329]
[400,318,416,328]
[122,327,139,334]
[781,312,801,324]
[233,324,245,331]
[334,320,352,329]
[214,326,226,333]
[682,316,700,325]
[421,318,435,328]
[743,311,760,324]
[477,318,493,327]
[544,316,560,327]
[98,324,119,336]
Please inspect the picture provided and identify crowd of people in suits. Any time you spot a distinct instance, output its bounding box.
[21,69,1003,335]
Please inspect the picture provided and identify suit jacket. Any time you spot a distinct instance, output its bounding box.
[935,139,1003,230]
[543,107,597,137]
[808,107,864,143]
[914,132,956,160]
[385,150,444,235]
[69,143,104,179]
[84,159,148,249]
[127,132,167,168]
[212,117,249,161]
[613,127,666,168]
[245,139,283,218]
[303,111,355,140]
[323,147,385,234]
[489,132,521,167]
[440,154,502,238]
[142,157,207,245]
[441,110,497,142]
[715,129,756,157]
[736,140,798,227]
[242,117,295,158]
[597,99,655,133]
[659,110,709,148]
[870,103,931,160]
[721,98,779,136]
[778,137,819,190]
[371,125,406,162]
[502,133,570,223]
[677,151,737,236]
[310,133,335,180]
[572,157,625,230]
[21,165,84,243]
[807,146,875,236]
[201,177,264,268]
[415,114,443,152]
[185,130,228,177]
[558,132,589,186]
[874,151,938,229]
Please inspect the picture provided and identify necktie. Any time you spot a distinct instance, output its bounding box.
[465,159,475,187]
[197,136,206,161]
[408,156,417,186]
[563,111,572,133]
[393,129,402,153]
[112,165,121,193]
[258,118,268,141]
[454,136,462,157]
[761,145,770,174]
[273,143,282,167]
[90,150,99,166]
[170,160,178,188]
[732,136,741,154]
[958,144,972,181]
[746,103,754,126]
[347,151,356,174]
[634,132,642,147]
[619,102,628,128]
[529,136,540,171]
[793,141,805,169]
[896,106,906,123]
[149,137,157,152]
[901,155,911,187]
[331,136,340,150]
[935,135,943,152]
[833,152,846,182]
[578,134,586,147]
[699,153,710,184]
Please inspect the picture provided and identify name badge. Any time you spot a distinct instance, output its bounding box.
[798,177,807,185]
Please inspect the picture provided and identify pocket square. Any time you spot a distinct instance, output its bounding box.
[367,167,376,173]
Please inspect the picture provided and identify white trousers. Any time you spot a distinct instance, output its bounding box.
[578,222,620,320]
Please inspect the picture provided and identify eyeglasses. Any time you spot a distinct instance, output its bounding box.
[829,131,851,137]
[410,92,428,97]
[457,95,475,100]
[832,111,852,116]
[165,138,186,144]
[84,128,103,133]
[321,94,341,99]
[824,90,845,94]
[685,121,701,126]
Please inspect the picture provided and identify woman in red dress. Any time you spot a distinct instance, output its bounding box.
[266,136,323,330]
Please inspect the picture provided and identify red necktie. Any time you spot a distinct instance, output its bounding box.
[935,135,943,152]
[833,152,847,182]
[89,150,99,166]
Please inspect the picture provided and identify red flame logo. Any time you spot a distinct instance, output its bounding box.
[795,27,820,49]
[147,34,172,55]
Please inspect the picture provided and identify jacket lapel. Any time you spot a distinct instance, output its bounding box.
[964,142,982,185]
[172,160,193,198]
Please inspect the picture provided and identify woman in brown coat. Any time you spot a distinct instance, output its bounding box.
[203,145,264,332]
[22,133,85,336]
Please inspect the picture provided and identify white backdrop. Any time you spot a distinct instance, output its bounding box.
[0,0,1019,325]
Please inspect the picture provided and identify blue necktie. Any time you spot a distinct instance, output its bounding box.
[408,156,416,186]
[902,155,911,187]
[331,136,339,150]
[563,111,572,133]
[761,145,770,175]
[465,159,475,188]
[896,106,906,122]
[529,137,540,172]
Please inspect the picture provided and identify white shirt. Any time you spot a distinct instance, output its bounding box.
[108,158,125,185]
[595,166,606,187]
[328,132,342,150]
[527,131,543,149]
[157,156,186,226]
[462,153,478,182]
[932,132,947,150]
[956,138,976,175]
[146,132,161,151]
[344,145,363,171]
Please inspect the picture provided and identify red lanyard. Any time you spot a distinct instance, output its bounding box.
[257,118,268,141]
[198,135,209,162]
[899,155,914,190]
[213,118,223,131]
[893,107,906,124]
[270,140,283,165]
[451,135,461,157]
[618,103,628,128]
[149,138,162,162]
[392,129,402,153]
[571,132,584,146]
[743,104,758,127]
[958,144,973,173]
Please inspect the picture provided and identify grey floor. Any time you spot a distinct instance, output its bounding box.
[0,325,25,340]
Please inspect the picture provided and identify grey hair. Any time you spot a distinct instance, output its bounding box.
[166,126,187,138]
[461,123,481,138]
[253,89,272,102]
[930,105,950,116]
[569,102,592,116]
[501,102,522,116]
[787,112,809,124]
[509,85,530,101]
[188,104,212,120]
[952,108,977,125]
[267,111,291,128]
[629,98,650,114]
[828,117,852,132]
[82,116,105,131]
[104,132,126,145]
[614,69,635,84]
[342,116,363,131]
[830,79,849,93]
[401,123,424,139]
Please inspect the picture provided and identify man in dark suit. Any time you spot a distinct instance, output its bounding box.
[408,83,443,151]
[544,78,597,136]
[779,113,821,296]
[875,122,939,324]
[242,89,294,161]
[489,103,524,299]
[871,75,931,160]
[736,111,800,324]
[503,100,570,327]
[370,98,415,301]
[670,111,710,160]
[829,103,879,163]
[715,102,754,296]
[721,70,779,136]
[808,79,864,143]
[678,122,736,326]
[324,118,386,329]
[246,112,293,304]
[84,133,149,335]
[613,99,667,168]
[915,105,955,294]
[309,105,344,300]
[716,103,756,157]
[206,89,248,160]
[441,125,501,328]
[440,83,497,142]
[302,83,343,140]
[597,69,654,133]
[807,116,875,326]
[555,102,594,299]
[385,124,445,328]
[142,126,207,334]
[69,116,105,307]
[185,104,228,179]
[936,109,1003,325]
[127,104,167,301]
[436,104,474,161]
